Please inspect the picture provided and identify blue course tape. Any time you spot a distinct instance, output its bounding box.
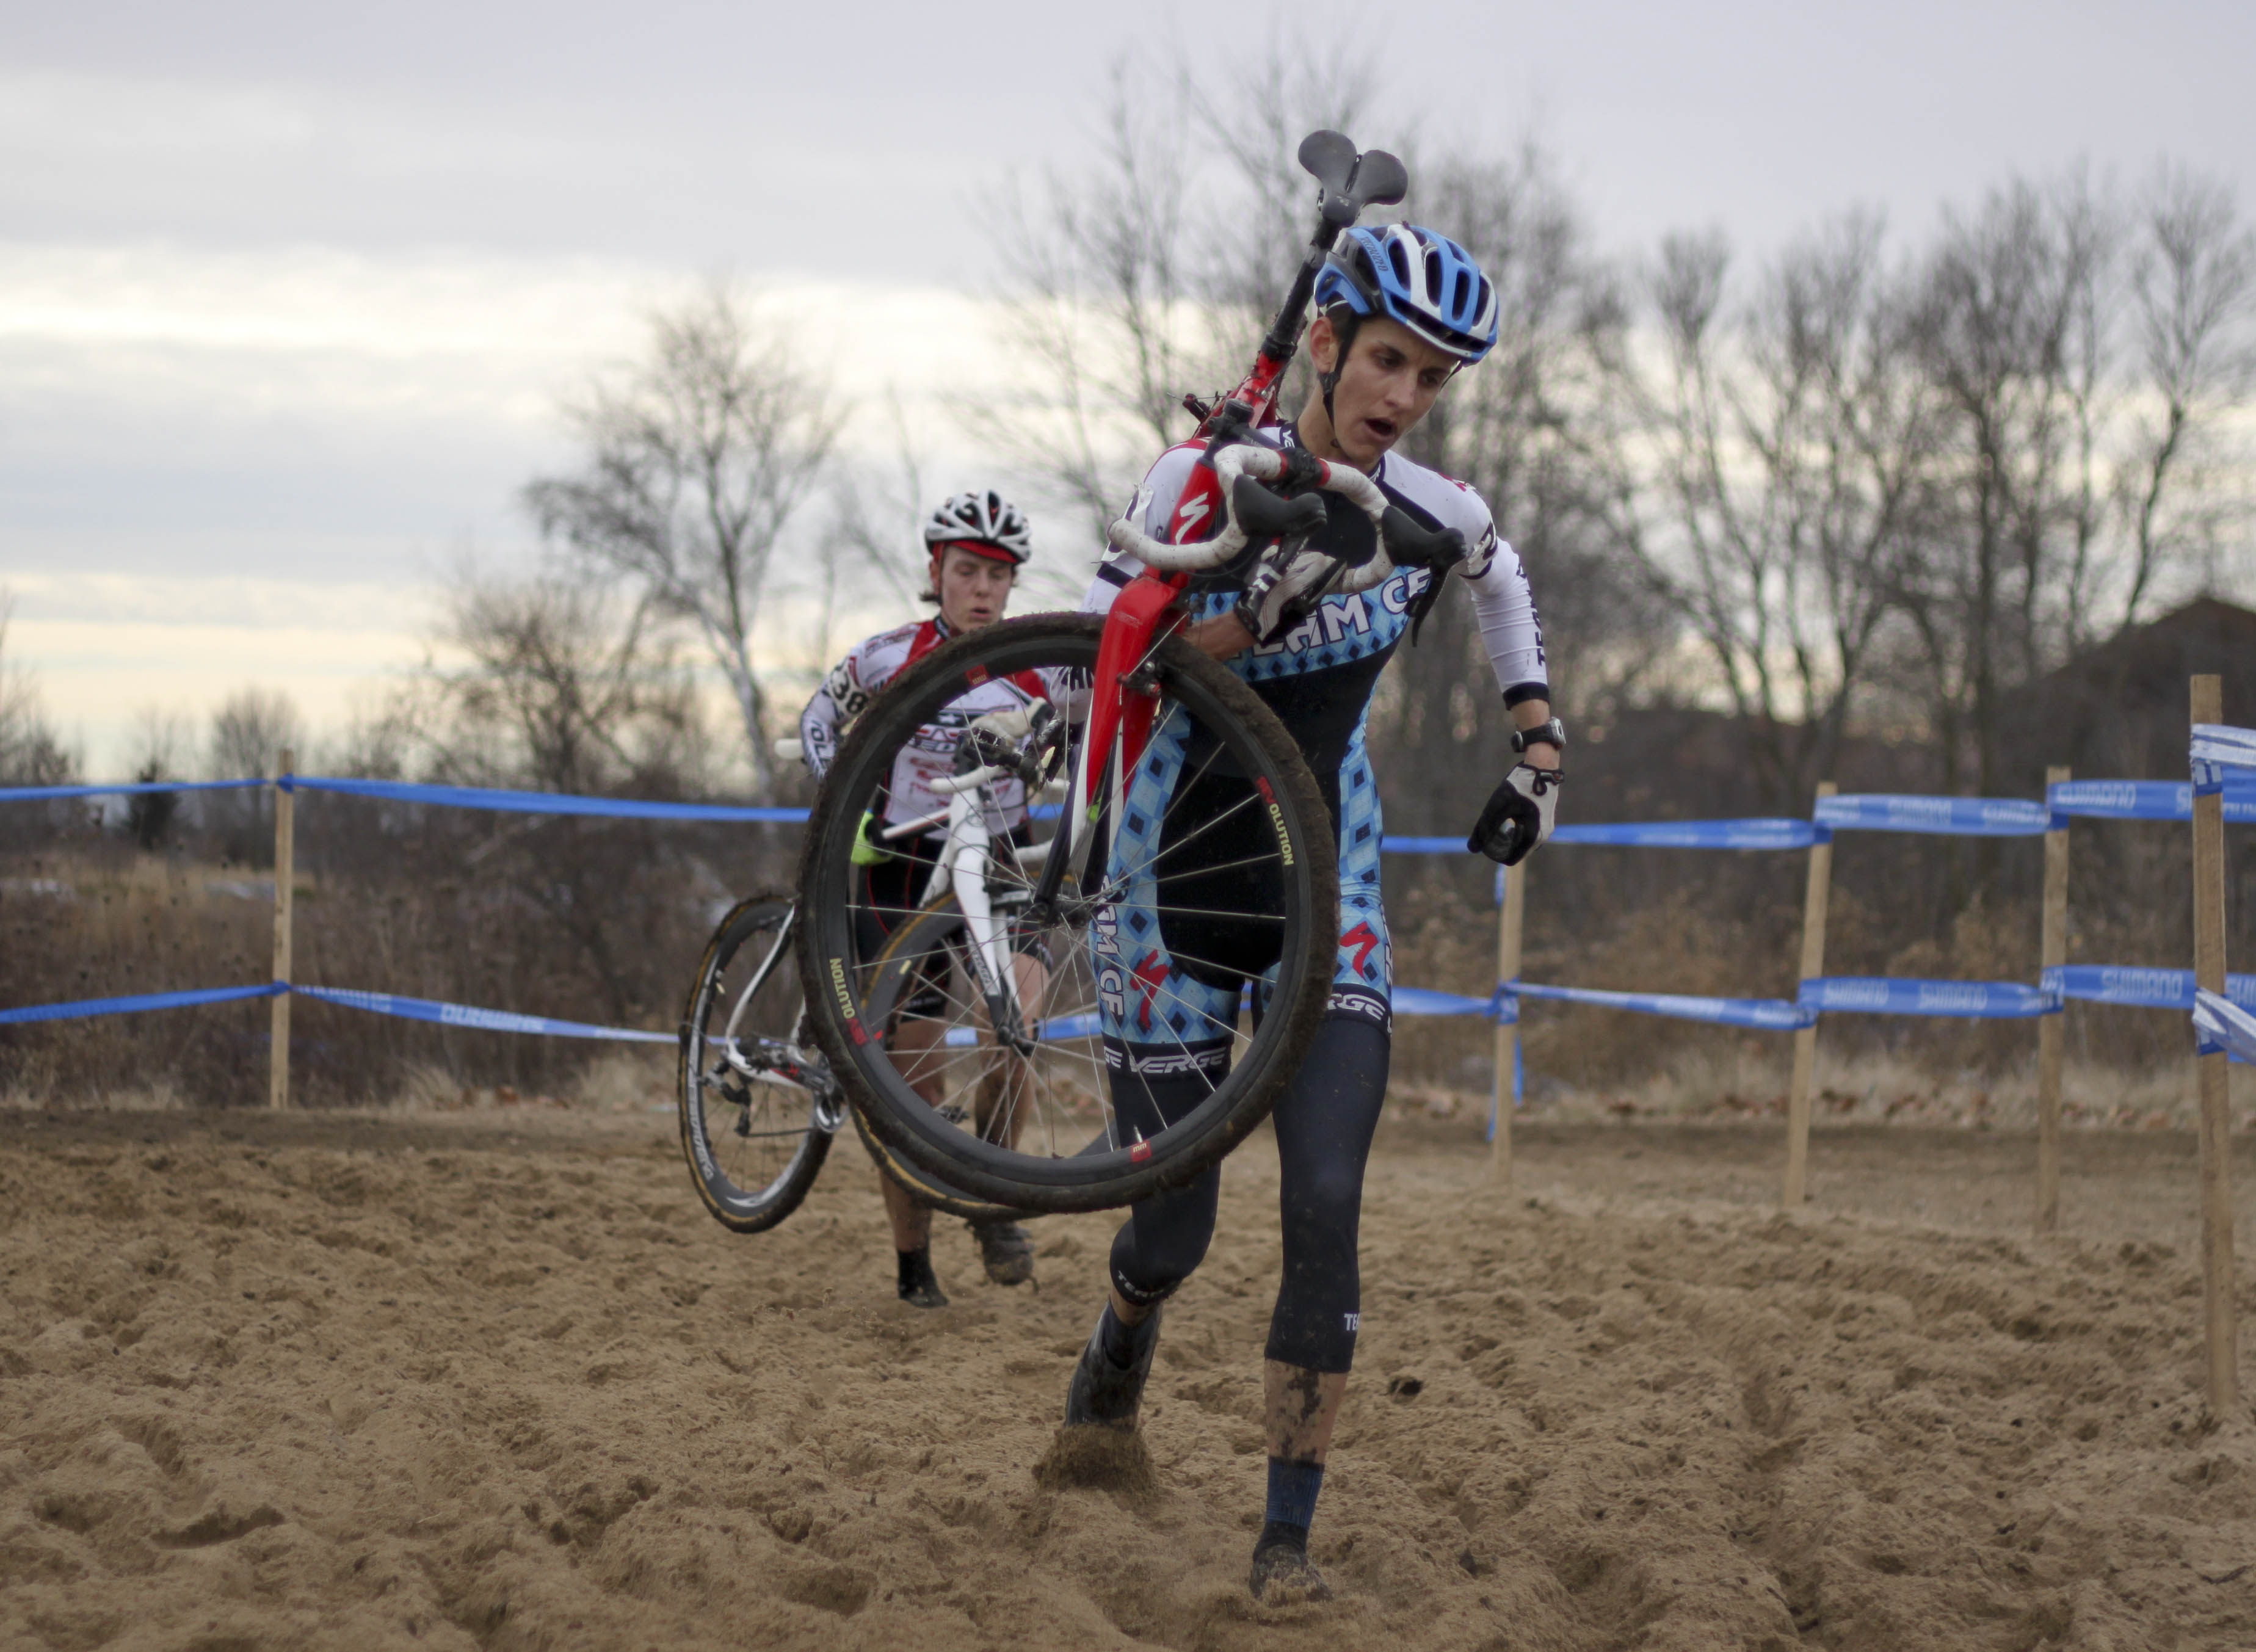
[12,775,2249,836]
[2047,966,2256,1012]
[1551,818,1824,850]
[290,775,808,823]
[0,982,282,1025]
[1392,985,1500,1018]
[941,1012,1106,1047]
[292,985,674,1043]
[1390,819,1825,853]
[1511,980,1814,1030]
[1799,976,2059,1017]
[2049,779,2256,824]
[2195,990,2256,1062]
[0,778,268,803]
[1816,794,2051,836]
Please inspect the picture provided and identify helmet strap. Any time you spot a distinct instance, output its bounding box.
[1318,309,1362,430]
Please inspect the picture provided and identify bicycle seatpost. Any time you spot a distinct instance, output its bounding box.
[1210,131,1408,436]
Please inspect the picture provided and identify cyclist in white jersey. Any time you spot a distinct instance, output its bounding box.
[1062,225,1564,1603]
[799,490,1052,1307]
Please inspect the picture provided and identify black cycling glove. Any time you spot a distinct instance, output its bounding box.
[1467,763,1564,866]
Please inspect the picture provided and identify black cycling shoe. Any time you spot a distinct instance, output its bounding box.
[972,1219,1036,1286]
[1249,1523,1332,1604]
[896,1246,948,1309]
[1064,1303,1161,1429]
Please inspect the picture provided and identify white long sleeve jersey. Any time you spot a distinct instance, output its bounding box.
[798,615,1048,831]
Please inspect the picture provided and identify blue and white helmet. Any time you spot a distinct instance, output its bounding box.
[1314,224,1498,363]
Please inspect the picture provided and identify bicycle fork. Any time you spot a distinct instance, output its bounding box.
[1032,568,1188,917]
[924,777,1035,1057]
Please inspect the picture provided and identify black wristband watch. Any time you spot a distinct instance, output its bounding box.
[1511,717,1567,755]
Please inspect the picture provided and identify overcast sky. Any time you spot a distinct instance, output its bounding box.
[4,0,2252,769]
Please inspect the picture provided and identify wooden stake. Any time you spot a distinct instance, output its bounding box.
[2190,675,2238,1413]
[2035,764,2070,1233]
[269,747,294,1111]
[1782,780,1837,1209]
[1492,859,1527,1187]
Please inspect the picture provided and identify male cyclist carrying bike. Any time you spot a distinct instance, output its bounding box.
[1065,224,1564,1603]
[800,490,1052,1308]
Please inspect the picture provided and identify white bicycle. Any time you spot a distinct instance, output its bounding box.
[676,726,1082,1233]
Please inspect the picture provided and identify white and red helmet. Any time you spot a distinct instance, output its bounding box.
[923,489,1032,567]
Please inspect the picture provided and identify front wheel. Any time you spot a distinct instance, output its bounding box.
[796,612,1339,1212]
[678,895,833,1233]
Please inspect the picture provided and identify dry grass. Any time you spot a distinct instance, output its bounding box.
[2,812,789,1108]
[1392,1048,2256,1140]
[6,814,2244,1123]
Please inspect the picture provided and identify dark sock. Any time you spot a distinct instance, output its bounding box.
[1097,1303,1147,1369]
[898,1247,931,1295]
[1264,1457,1325,1535]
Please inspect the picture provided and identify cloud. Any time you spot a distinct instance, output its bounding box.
[0,236,1054,769]
[0,63,979,277]
[0,242,1025,567]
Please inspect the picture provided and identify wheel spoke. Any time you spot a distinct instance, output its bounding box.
[802,617,1332,1207]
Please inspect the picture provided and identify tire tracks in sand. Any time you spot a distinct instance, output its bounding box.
[3,1108,2255,1650]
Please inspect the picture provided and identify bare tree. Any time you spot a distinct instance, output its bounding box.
[1890,175,2118,796]
[120,705,192,850]
[525,286,845,800]
[2113,165,2256,626]
[1184,38,1383,385]
[1601,215,1940,808]
[973,43,1379,557]
[971,60,1209,554]
[208,687,302,781]
[821,390,928,645]
[1379,144,1663,829]
[412,573,709,800]
[202,686,303,863]
[0,591,73,788]
[126,704,192,783]
[382,572,716,1020]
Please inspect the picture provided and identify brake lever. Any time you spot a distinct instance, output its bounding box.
[1230,474,1326,541]
[1376,509,1467,645]
[1378,507,1466,571]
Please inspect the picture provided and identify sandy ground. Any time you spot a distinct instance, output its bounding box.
[7,1106,2256,1651]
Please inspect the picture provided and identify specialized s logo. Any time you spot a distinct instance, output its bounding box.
[1129,947,1172,1035]
[1341,921,1381,977]
[1170,490,1213,537]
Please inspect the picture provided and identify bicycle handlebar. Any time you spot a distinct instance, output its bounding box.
[1105,445,1453,596]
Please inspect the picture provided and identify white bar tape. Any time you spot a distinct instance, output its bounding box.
[1103,444,1401,595]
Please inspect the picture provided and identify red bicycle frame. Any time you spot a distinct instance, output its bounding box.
[1061,131,1407,882]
